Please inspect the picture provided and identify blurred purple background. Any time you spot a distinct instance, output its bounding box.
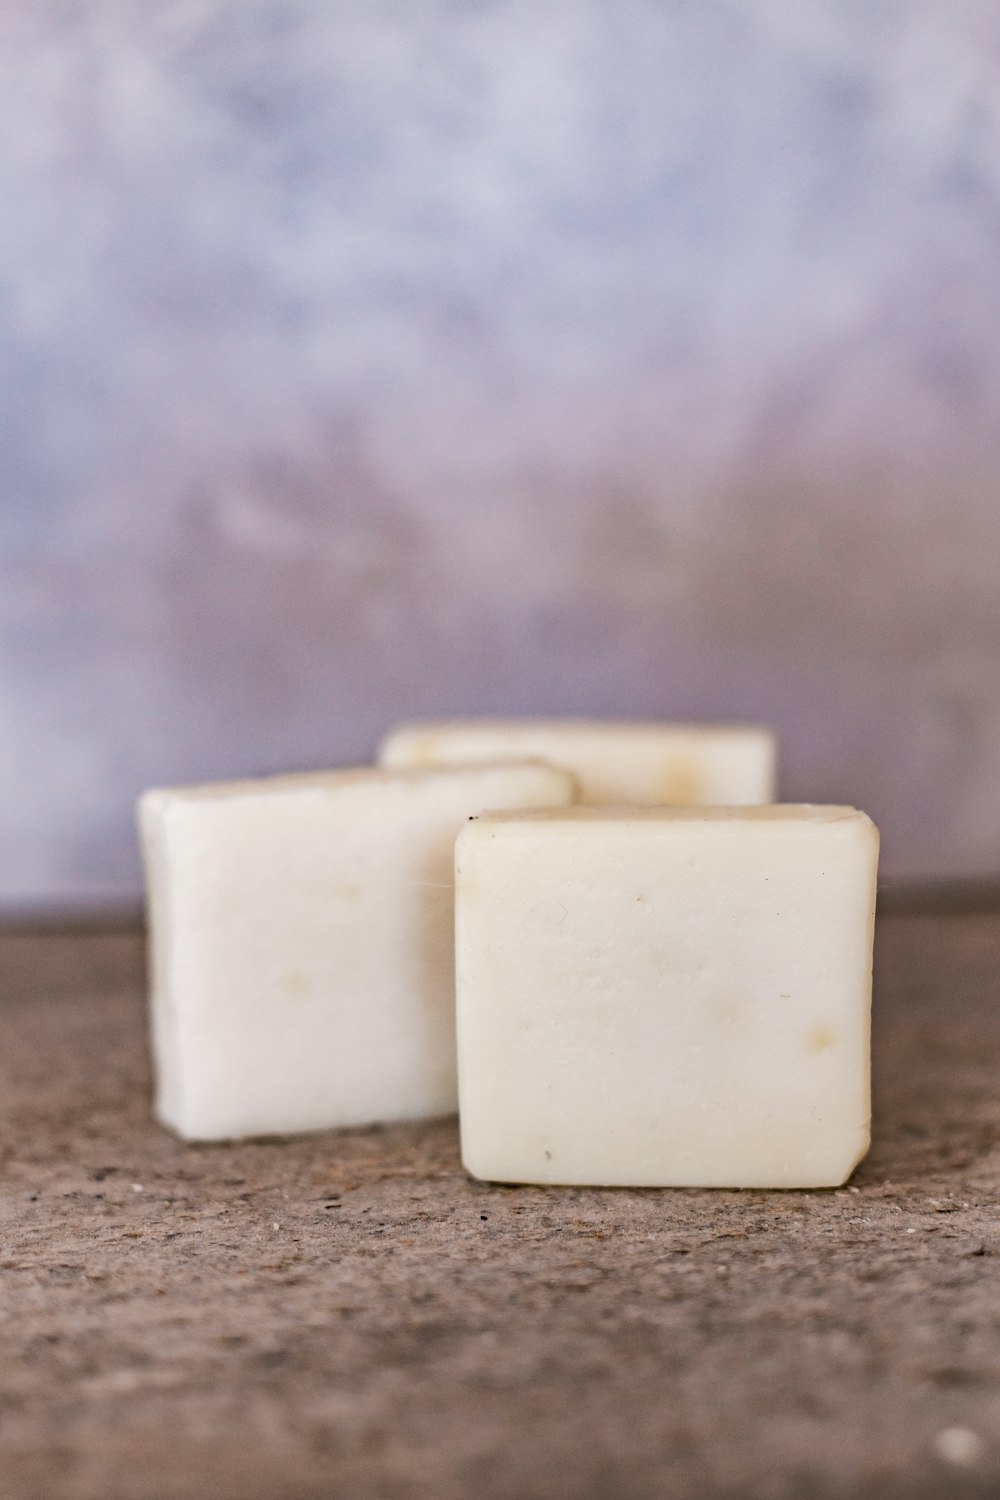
[2,1,1000,905]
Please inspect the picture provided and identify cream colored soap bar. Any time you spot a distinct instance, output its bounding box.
[379,719,776,805]
[456,805,878,1188]
[140,761,575,1141]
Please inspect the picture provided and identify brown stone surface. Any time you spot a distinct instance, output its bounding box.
[1,910,1000,1499]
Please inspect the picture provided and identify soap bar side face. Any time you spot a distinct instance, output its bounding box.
[139,794,186,1130]
[456,809,877,1189]
[139,762,576,1141]
[380,720,777,805]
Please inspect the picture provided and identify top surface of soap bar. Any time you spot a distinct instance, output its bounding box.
[383,717,771,742]
[466,803,866,829]
[140,758,568,809]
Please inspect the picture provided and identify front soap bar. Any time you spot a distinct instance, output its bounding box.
[379,719,777,805]
[456,805,878,1188]
[140,761,576,1141]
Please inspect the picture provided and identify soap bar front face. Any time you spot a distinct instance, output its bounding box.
[379,719,777,805]
[456,806,878,1188]
[140,761,576,1141]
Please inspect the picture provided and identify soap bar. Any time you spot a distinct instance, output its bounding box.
[140,761,575,1141]
[456,805,878,1188]
[379,719,777,805]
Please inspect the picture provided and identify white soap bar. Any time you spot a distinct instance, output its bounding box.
[379,719,777,805]
[140,761,576,1141]
[456,805,878,1188]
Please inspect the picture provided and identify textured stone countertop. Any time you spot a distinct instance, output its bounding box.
[2,906,1000,1500]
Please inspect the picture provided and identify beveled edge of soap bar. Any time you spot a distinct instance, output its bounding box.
[458,803,879,832]
[462,1162,869,1191]
[137,758,578,814]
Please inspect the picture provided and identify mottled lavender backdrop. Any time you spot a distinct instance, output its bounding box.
[2,1,1000,904]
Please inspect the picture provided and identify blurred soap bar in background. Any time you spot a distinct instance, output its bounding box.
[380,720,777,806]
[456,804,878,1188]
[139,760,576,1141]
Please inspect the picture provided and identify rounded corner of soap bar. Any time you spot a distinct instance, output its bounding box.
[377,724,425,768]
[833,808,880,875]
[137,786,169,826]
[454,818,482,855]
[374,729,400,766]
[153,1101,195,1143]
[154,1090,232,1145]
[791,1123,871,1191]
[852,809,881,852]
[138,785,205,843]
[460,1148,508,1186]
[454,806,523,860]
[834,1124,872,1188]
[806,805,879,861]
[157,1113,233,1146]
